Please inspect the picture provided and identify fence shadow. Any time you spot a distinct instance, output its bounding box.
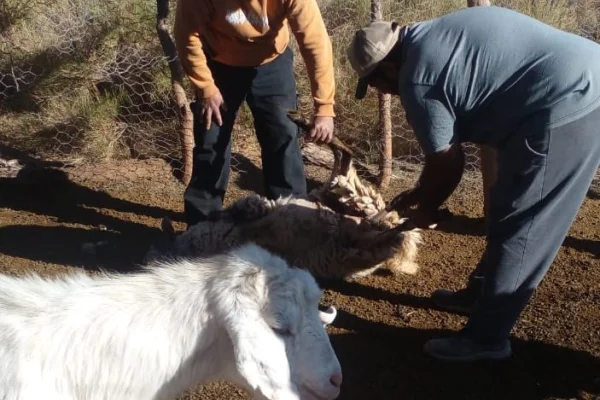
[0,163,171,222]
[563,236,600,258]
[319,278,432,312]
[0,224,148,272]
[329,309,600,400]
[0,162,174,270]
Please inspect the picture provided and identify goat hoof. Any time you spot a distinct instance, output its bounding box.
[319,306,337,325]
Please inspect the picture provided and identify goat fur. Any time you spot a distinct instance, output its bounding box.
[0,243,342,400]
[147,112,423,281]
[150,194,421,280]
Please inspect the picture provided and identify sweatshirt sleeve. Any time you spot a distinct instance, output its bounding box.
[286,0,336,117]
[173,0,219,99]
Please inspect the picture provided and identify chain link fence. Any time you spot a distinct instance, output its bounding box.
[1,0,599,191]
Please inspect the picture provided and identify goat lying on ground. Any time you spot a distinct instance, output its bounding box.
[149,194,421,280]
[147,113,422,281]
[0,243,342,400]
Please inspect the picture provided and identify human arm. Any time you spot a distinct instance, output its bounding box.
[389,84,464,227]
[390,144,464,227]
[173,0,224,128]
[286,0,336,143]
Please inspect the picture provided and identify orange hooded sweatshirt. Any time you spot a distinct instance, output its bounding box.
[173,0,336,117]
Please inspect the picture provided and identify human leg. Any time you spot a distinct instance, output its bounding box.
[431,243,489,314]
[183,61,253,226]
[425,107,600,361]
[432,148,497,314]
[245,47,307,200]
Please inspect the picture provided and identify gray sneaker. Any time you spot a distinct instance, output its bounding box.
[424,336,512,362]
[431,288,478,314]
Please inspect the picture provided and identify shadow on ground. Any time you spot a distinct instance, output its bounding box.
[0,225,152,272]
[0,166,172,271]
[432,213,487,237]
[563,236,600,258]
[232,152,323,195]
[587,184,600,200]
[329,309,600,400]
[319,278,432,311]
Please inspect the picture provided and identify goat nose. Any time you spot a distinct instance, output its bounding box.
[329,372,343,388]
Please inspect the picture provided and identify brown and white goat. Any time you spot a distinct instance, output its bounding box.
[146,113,422,281]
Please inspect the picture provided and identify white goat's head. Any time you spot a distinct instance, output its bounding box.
[213,243,342,400]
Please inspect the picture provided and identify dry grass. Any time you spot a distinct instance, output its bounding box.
[0,0,177,164]
[1,0,599,171]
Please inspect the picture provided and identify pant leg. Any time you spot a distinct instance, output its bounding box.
[183,60,253,226]
[462,106,600,345]
[465,251,488,295]
[245,47,307,200]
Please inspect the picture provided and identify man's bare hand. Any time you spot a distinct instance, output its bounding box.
[308,116,334,143]
[201,90,226,130]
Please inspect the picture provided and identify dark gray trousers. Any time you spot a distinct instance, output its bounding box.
[462,105,600,345]
[183,47,307,226]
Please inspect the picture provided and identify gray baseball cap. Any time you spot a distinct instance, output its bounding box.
[347,20,401,99]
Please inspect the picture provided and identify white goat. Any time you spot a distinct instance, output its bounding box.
[0,243,342,400]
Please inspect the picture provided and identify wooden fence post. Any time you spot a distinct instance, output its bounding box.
[467,0,490,5]
[156,0,194,186]
[371,0,393,190]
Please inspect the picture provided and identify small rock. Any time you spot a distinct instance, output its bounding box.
[396,305,417,323]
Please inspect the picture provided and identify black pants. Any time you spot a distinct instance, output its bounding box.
[184,47,307,226]
[461,105,600,345]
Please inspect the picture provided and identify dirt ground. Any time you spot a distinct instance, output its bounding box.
[0,139,598,400]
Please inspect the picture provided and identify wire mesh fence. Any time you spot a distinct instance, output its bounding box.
[1,0,599,192]
[1,0,181,184]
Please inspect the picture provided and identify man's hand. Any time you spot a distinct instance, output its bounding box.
[387,188,421,213]
[404,207,453,230]
[308,116,334,143]
[409,208,442,230]
[388,188,437,229]
[201,89,226,130]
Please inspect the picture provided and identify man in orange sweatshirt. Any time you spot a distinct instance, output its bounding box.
[174,0,336,226]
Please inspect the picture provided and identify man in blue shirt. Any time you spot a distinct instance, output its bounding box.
[347,6,600,362]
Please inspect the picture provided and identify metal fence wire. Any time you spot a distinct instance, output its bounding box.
[1,0,599,188]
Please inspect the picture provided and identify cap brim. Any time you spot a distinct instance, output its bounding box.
[355,77,369,100]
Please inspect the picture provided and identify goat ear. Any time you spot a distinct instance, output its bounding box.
[319,305,337,326]
[217,272,294,399]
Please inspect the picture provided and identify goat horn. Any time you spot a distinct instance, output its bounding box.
[286,110,356,157]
